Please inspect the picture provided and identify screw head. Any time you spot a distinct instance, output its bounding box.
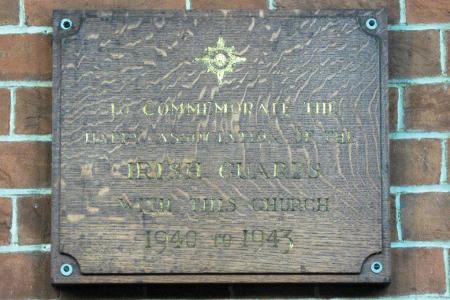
[60,263,73,276]
[60,18,73,30]
[371,261,383,273]
[366,18,378,30]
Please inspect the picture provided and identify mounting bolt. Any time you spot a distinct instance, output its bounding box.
[365,18,378,30]
[60,263,73,276]
[60,18,73,30]
[371,261,383,274]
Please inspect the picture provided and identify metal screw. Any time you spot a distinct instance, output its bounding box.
[60,18,73,30]
[60,263,73,276]
[371,261,383,273]
[366,18,378,30]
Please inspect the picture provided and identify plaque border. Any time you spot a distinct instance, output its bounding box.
[51,9,390,284]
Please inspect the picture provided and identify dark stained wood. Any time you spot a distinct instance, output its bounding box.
[51,9,390,284]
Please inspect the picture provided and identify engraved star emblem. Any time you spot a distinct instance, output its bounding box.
[195,37,246,85]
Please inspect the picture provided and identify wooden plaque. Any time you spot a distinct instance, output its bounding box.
[51,9,390,284]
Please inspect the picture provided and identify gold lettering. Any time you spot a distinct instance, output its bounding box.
[214,102,228,114]
[156,162,164,179]
[290,198,303,211]
[309,163,321,178]
[271,102,277,114]
[142,103,153,116]
[138,197,172,214]
[244,102,254,114]
[111,103,129,118]
[157,103,169,115]
[169,133,180,144]
[282,102,288,114]
[265,198,276,211]
[258,103,268,115]
[335,131,354,144]
[118,197,133,209]
[136,161,150,179]
[127,162,134,179]
[251,197,329,212]
[190,198,200,211]
[304,101,334,115]
[218,162,231,179]
[186,103,198,115]
[85,132,92,144]
[170,102,184,114]
[251,198,264,211]
[273,162,287,178]
[316,198,329,212]
[231,102,242,113]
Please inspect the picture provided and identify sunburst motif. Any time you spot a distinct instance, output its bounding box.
[195,37,246,85]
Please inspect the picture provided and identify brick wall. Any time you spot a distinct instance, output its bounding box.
[0,0,448,299]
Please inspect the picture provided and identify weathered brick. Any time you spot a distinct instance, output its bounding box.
[0,35,52,80]
[193,0,266,9]
[390,140,441,185]
[0,0,19,25]
[447,32,450,75]
[404,85,450,131]
[25,0,185,26]
[276,0,400,24]
[18,196,51,244]
[401,193,450,240]
[0,253,58,299]
[389,31,441,78]
[389,87,398,132]
[15,88,52,134]
[390,194,398,241]
[388,248,446,295]
[406,0,450,24]
[0,142,51,188]
[0,89,10,135]
[0,198,11,245]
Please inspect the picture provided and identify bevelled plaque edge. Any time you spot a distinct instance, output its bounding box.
[51,9,390,285]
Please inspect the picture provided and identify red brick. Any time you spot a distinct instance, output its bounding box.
[447,32,450,75]
[15,88,52,134]
[0,35,52,80]
[0,142,51,188]
[401,193,450,240]
[387,0,400,23]
[276,0,400,24]
[18,196,51,244]
[0,253,58,299]
[193,0,266,9]
[389,87,398,132]
[406,0,450,24]
[390,140,441,185]
[389,31,441,78]
[0,198,11,245]
[388,248,446,295]
[25,0,185,26]
[0,89,10,135]
[390,194,398,241]
[0,0,19,25]
[404,85,450,131]
[448,139,450,182]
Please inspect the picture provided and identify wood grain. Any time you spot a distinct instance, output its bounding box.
[51,9,390,284]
